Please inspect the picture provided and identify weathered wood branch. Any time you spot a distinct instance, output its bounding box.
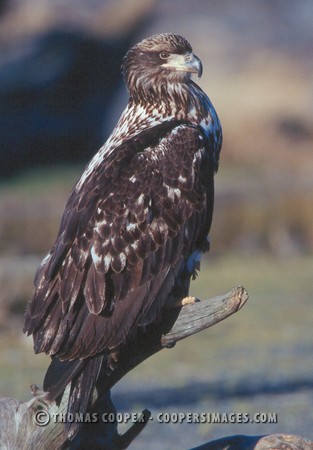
[102,286,249,391]
[162,286,248,346]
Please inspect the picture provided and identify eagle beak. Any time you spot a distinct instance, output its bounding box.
[184,53,203,78]
[162,53,203,78]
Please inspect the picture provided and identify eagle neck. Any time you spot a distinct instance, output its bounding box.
[76,81,221,190]
[129,81,212,124]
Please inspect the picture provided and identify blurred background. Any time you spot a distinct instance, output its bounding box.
[0,0,313,448]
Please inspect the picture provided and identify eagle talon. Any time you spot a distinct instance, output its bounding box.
[173,296,200,308]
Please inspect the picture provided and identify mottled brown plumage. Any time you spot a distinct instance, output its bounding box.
[24,33,222,438]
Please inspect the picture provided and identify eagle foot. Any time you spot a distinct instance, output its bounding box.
[172,296,200,308]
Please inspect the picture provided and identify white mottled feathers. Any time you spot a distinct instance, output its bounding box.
[25,123,215,360]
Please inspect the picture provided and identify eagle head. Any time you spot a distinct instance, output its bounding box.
[122,33,203,102]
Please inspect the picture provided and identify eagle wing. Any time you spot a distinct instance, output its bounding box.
[24,122,215,360]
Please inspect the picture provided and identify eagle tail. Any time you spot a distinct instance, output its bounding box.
[43,358,83,402]
[43,355,104,438]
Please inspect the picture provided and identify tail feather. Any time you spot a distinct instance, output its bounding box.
[66,355,104,437]
[44,358,84,403]
[43,355,104,438]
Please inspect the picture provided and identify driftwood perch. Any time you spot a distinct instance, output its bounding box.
[0,285,311,449]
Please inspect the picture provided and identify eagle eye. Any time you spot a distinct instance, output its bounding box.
[159,51,170,60]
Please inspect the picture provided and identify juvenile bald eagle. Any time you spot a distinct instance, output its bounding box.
[24,33,222,437]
